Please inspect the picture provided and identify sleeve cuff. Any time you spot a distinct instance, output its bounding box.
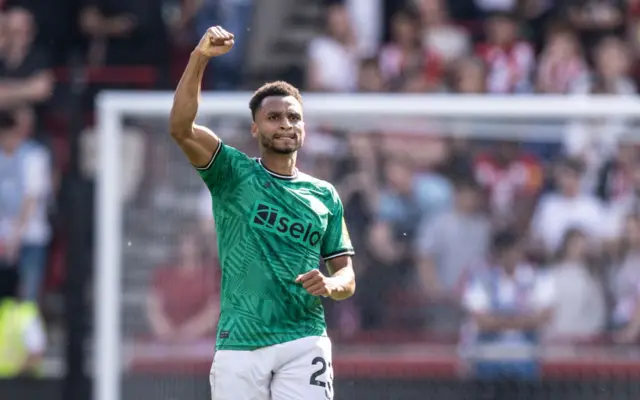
[322,249,355,261]
[194,140,222,171]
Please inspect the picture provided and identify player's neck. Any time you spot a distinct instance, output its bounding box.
[260,153,297,177]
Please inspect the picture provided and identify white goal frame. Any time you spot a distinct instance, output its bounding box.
[95,91,640,400]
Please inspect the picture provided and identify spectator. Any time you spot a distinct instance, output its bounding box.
[546,228,606,339]
[565,0,624,48]
[450,56,487,93]
[522,1,559,52]
[415,178,490,300]
[564,38,635,189]
[368,158,424,273]
[474,141,543,232]
[0,267,46,377]
[357,57,386,92]
[146,231,219,342]
[0,8,53,111]
[79,0,169,69]
[536,26,587,94]
[415,0,471,66]
[415,178,490,332]
[344,0,384,58]
[531,158,605,256]
[605,160,640,239]
[595,144,639,203]
[476,12,535,94]
[379,8,442,92]
[366,157,448,327]
[0,108,52,302]
[628,0,640,56]
[611,214,640,343]
[462,230,554,380]
[571,36,635,95]
[306,4,358,92]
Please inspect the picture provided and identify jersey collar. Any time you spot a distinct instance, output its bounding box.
[257,158,298,180]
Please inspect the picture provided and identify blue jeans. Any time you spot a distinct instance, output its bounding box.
[19,244,48,302]
[473,360,540,381]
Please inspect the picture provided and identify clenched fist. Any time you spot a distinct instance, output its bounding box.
[194,26,235,59]
[296,269,334,297]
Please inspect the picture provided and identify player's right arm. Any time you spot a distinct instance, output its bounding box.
[169,26,234,168]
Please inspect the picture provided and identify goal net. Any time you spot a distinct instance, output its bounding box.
[95,92,640,400]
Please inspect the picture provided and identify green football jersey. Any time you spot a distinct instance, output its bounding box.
[197,142,354,351]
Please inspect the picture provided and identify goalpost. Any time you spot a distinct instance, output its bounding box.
[95,91,640,400]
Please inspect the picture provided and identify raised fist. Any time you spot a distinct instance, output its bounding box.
[195,26,235,59]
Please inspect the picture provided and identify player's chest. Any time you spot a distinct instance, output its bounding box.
[239,176,331,249]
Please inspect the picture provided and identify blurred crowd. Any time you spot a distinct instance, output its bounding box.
[1,0,640,377]
[310,0,637,95]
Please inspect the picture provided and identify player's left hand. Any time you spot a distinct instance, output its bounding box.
[296,269,333,297]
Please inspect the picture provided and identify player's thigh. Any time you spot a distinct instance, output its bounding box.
[271,336,334,400]
[210,350,272,400]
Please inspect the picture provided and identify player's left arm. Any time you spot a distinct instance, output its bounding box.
[324,255,355,301]
[296,189,355,300]
[296,255,355,301]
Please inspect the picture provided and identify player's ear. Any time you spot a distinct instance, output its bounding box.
[250,122,258,138]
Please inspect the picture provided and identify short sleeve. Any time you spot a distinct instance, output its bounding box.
[414,215,442,257]
[23,146,51,198]
[462,278,490,313]
[196,142,251,196]
[24,316,46,354]
[321,189,355,261]
[532,273,555,309]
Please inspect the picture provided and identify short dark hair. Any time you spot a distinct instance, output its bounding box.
[453,177,481,192]
[249,81,303,121]
[0,110,17,131]
[491,230,520,255]
[557,156,585,174]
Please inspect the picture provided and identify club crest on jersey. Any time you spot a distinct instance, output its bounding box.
[250,201,323,248]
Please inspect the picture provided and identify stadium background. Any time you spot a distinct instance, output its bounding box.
[3,0,640,399]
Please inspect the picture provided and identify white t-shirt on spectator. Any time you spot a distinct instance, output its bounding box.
[345,0,382,58]
[21,144,52,245]
[531,193,605,253]
[415,211,490,291]
[546,262,606,339]
[423,26,471,64]
[463,265,555,314]
[24,316,46,354]
[0,141,52,245]
[604,194,640,239]
[308,36,358,92]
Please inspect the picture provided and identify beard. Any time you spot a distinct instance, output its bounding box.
[260,133,302,154]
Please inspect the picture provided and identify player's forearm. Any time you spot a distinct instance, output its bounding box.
[327,266,356,301]
[169,53,209,139]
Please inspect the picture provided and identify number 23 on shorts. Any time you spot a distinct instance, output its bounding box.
[309,356,334,398]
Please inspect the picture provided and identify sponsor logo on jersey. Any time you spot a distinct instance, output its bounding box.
[250,201,322,248]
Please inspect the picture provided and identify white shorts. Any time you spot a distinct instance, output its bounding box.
[209,335,333,400]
